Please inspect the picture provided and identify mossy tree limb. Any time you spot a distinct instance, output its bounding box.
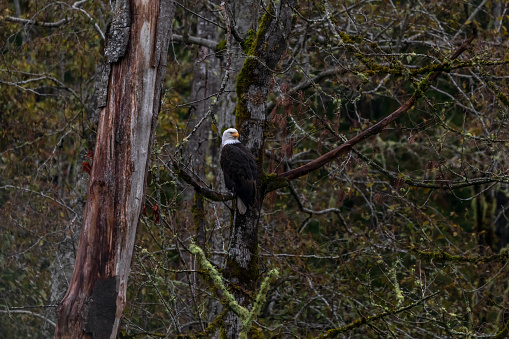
[190,244,279,339]
[317,292,440,338]
[410,247,509,264]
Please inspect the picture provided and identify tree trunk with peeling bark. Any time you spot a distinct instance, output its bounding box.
[55,1,176,338]
[223,1,295,337]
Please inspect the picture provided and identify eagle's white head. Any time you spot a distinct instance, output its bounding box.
[222,128,241,147]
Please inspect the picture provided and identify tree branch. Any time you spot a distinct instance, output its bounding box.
[176,1,225,30]
[288,181,342,218]
[190,244,279,339]
[410,247,509,264]
[172,34,219,50]
[0,309,56,328]
[166,154,234,202]
[4,15,69,27]
[351,146,507,189]
[317,292,440,338]
[5,1,105,40]
[0,185,77,215]
[267,67,348,113]
[279,33,477,181]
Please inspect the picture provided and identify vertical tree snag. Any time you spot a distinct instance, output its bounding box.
[223,1,295,337]
[55,1,176,338]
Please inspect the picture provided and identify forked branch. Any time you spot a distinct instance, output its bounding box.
[279,33,477,181]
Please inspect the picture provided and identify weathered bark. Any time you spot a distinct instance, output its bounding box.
[223,1,295,337]
[55,1,176,338]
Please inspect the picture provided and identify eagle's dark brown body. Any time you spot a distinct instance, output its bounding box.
[220,142,257,214]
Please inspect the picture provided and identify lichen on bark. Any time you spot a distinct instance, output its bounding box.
[190,244,278,339]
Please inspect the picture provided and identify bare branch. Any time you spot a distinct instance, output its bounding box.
[176,1,225,30]
[0,309,56,328]
[165,154,234,202]
[279,34,477,181]
[4,15,70,27]
[267,68,348,113]
[71,1,105,40]
[410,247,509,264]
[0,185,77,215]
[452,0,488,40]
[317,292,440,338]
[4,1,105,40]
[172,34,218,50]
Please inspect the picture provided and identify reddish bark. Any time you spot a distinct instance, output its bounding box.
[55,1,175,338]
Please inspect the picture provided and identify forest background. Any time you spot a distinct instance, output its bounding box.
[2,0,509,338]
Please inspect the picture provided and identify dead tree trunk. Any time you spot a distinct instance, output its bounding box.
[223,1,295,337]
[55,1,175,338]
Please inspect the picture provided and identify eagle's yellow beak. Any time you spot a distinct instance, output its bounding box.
[232,132,239,138]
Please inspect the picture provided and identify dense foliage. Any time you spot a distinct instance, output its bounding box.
[2,0,509,337]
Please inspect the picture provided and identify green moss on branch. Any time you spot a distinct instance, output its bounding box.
[317,292,439,338]
[410,246,509,263]
[234,2,275,129]
[215,39,226,52]
[190,244,279,339]
[263,172,289,193]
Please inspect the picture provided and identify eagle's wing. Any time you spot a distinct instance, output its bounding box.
[221,143,257,208]
[220,146,236,191]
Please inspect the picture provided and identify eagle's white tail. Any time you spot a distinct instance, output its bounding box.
[237,197,247,214]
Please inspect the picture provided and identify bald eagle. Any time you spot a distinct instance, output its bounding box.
[220,128,257,214]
